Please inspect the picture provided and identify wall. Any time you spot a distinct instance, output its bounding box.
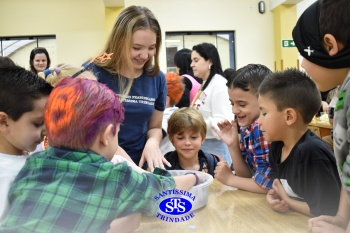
[0,0,106,66]
[273,4,298,71]
[122,0,275,71]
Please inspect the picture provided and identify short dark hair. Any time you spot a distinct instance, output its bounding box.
[0,66,52,121]
[29,47,51,73]
[0,56,15,68]
[227,64,271,95]
[320,0,350,47]
[223,68,236,81]
[174,48,194,77]
[192,43,223,91]
[258,68,321,124]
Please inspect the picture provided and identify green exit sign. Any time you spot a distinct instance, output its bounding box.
[282,39,296,48]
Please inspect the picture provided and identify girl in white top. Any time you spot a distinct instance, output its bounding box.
[191,43,234,167]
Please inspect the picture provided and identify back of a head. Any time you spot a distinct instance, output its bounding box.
[292,0,350,69]
[174,48,193,76]
[99,5,161,77]
[227,64,272,95]
[29,47,51,73]
[167,107,206,141]
[0,66,52,121]
[258,68,321,124]
[320,0,350,48]
[38,63,97,87]
[165,73,184,106]
[45,78,125,150]
[0,56,16,68]
[223,68,236,81]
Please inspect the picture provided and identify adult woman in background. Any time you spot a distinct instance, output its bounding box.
[191,43,234,167]
[29,47,51,74]
[174,48,202,108]
[90,5,169,171]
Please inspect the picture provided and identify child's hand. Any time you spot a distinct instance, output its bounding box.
[272,179,290,202]
[308,219,345,233]
[309,215,348,232]
[266,188,289,213]
[212,120,239,147]
[214,161,235,185]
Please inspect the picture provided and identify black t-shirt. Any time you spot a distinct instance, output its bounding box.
[269,129,341,216]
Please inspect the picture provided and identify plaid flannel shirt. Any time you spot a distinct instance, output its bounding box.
[0,147,175,233]
[240,119,273,189]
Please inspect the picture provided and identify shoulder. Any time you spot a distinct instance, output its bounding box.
[295,130,334,161]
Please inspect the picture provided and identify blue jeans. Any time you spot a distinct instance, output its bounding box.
[201,138,232,167]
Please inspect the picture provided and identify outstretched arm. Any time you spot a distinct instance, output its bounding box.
[139,110,170,171]
[214,161,268,194]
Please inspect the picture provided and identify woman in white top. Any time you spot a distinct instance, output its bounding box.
[191,43,234,167]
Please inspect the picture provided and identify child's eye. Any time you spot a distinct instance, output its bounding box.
[261,113,266,116]
[133,47,141,51]
[33,122,44,127]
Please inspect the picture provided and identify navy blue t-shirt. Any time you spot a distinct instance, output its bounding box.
[91,65,166,164]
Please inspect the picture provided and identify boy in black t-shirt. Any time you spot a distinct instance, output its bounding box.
[257,68,341,217]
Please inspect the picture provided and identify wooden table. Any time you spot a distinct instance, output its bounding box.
[308,121,332,138]
[135,180,310,233]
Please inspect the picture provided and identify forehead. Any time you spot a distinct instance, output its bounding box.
[20,97,48,120]
[228,87,257,102]
[258,95,275,106]
[132,29,157,45]
[175,129,200,135]
[191,51,202,59]
[34,53,47,59]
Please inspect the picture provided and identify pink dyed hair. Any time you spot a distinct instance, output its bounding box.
[45,77,124,149]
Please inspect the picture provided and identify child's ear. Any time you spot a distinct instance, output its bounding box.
[323,34,344,56]
[100,124,114,146]
[284,108,297,126]
[0,112,10,133]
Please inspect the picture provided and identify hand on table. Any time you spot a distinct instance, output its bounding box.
[214,161,235,185]
[309,215,347,233]
[138,138,170,172]
[266,179,289,213]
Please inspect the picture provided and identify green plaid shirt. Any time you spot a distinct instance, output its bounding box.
[0,147,175,233]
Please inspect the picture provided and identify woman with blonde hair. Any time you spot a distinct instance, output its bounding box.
[90,5,168,171]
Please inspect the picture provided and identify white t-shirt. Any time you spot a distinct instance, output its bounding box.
[193,74,235,139]
[0,153,28,223]
[160,106,178,155]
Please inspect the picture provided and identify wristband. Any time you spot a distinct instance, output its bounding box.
[185,172,199,186]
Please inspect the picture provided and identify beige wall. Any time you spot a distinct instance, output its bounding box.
[0,0,106,67]
[124,0,275,71]
[1,0,282,72]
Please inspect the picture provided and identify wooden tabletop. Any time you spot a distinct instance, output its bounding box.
[308,121,333,129]
[135,179,310,233]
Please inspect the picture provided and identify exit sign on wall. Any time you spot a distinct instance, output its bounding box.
[281,39,296,48]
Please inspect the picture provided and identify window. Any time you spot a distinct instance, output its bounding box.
[0,35,56,69]
[165,31,235,73]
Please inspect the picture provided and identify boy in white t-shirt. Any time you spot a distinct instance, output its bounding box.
[0,66,52,222]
